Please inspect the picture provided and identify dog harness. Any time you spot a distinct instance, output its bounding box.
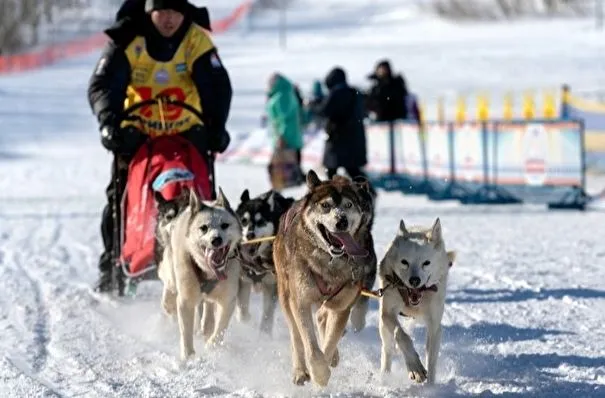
[310,269,363,302]
[385,273,438,307]
[234,247,274,284]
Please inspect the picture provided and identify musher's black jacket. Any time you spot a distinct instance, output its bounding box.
[87,11,232,136]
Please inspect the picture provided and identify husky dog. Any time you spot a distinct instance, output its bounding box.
[345,175,377,333]
[158,187,242,361]
[235,189,294,334]
[273,170,376,387]
[153,190,188,267]
[378,218,455,385]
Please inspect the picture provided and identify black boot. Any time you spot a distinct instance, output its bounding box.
[94,270,114,293]
[94,252,114,293]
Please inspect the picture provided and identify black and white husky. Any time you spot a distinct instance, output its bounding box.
[235,188,294,335]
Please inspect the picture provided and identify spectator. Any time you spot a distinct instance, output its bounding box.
[318,67,374,195]
[366,59,409,122]
[265,72,305,182]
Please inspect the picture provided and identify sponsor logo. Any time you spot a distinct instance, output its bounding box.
[175,63,187,73]
[155,68,169,84]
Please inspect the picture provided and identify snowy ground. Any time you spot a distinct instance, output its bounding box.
[1,1,605,397]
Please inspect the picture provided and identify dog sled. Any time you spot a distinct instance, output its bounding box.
[111,99,216,296]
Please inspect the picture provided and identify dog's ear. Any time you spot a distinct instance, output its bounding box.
[398,219,409,238]
[447,250,456,268]
[266,190,276,211]
[215,187,232,210]
[429,217,443,247]
[188,187,201,213]
[306,169,321,190]
[154,190,167,206]
[353,176,370,193]
[240,189,250,203]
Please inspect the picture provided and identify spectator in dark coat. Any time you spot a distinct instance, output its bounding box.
[318,67,371,185]
[366,59,409,122]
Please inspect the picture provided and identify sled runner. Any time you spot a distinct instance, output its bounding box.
[111,99,216,296]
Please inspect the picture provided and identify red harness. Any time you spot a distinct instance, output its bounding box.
[311,270,362,302]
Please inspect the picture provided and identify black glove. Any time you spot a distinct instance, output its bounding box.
[100,124,122,152]
[181,125,230,154]
[208,128,231,154]
[99,116,146,156]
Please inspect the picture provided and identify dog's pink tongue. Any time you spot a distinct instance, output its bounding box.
[213,269,227,281]
[332,232,368,257]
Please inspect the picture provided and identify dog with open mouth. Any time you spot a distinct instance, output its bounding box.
[273,170,376,387]
[378,218,455,385]
[234,188,294,335]
[157,187,242,361]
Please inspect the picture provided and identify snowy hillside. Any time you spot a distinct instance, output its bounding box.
[1,0,604,396]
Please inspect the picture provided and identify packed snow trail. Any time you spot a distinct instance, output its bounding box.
[2,1,605,395]
[1,138,604,396]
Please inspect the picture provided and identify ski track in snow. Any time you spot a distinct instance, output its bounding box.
[1,171,605,397]
[2,1,605,396]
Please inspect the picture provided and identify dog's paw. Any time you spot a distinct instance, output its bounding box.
[204,335,224,350]
[179,349,195,363]
[405,356,427,383]
[330,348,340,368]
[309,356,331,387]
[292,369,310,386]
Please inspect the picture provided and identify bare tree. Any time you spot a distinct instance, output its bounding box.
[427,0,590,20]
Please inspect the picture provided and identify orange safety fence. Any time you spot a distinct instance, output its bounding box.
[0,0,252,75]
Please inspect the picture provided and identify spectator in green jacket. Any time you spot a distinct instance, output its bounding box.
[266,72,305,180]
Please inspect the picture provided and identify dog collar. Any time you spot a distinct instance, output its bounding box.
[384,273,438,307]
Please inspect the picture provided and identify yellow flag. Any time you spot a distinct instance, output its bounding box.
[503,92,513,121]
[455,95,466,123]
[477,93,489,122]
[522,90,535,120]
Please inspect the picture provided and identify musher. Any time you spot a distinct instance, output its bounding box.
[87,0,233,294]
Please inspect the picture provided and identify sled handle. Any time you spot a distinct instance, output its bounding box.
[117,98,205,125]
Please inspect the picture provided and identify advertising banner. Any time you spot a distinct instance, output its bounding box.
[365,122,391,173]
[452,122,484,184]
[425,122,451,182]
[493,120,584,203]
[494,121,583,187]
[395,122,424,178]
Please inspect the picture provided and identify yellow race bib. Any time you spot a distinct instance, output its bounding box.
[121,24,214,137]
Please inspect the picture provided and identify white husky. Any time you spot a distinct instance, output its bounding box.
[378,218,455,385]
[158,187,242,361]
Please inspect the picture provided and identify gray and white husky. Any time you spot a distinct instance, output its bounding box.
[158,187,242,361]
[378,218,455,385]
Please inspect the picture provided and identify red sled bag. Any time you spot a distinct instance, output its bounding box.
[120,135,212,276]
